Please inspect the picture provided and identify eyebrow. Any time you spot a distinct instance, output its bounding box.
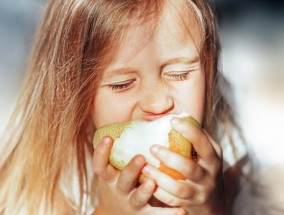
[160,56,200,69]
[105,56,200,77]
[103,67,135,78]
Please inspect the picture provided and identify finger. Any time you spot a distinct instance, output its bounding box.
[150,145,206,182]
[93,136,117,181]
[117,155,146,193]
[146,206,186,215]
[130,178,156,208]
[171,117,217,163]
[142,165,196,200]
[153,187,184,207]
[147,207,186,215]
[204,130,222,159]
[202,131,223,175]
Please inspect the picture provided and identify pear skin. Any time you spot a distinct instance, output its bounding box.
[93,116,200,180]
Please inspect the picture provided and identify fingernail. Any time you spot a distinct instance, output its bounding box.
[134,155,144,166]
[144,178,155,191]
[102,136,111,145]
[142,166,151,174]
[171,117,182,130]
[151,145,160,154]
[170,117,179,126]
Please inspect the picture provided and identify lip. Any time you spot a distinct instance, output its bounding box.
[142,113,170,121]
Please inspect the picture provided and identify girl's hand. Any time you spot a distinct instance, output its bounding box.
[142,117,226,215]
[92,136,186,215]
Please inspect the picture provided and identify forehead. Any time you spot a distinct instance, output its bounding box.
[159,1,203,45]
[106,1,203,67]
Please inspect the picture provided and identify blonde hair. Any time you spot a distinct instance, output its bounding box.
[0,0,226,214]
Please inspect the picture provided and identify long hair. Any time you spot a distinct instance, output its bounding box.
[0,0,227,214]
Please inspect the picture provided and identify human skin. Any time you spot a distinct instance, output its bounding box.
[92,2,225,215]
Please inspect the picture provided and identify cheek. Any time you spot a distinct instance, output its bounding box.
[173,75,205,123]
[92,90,135,128]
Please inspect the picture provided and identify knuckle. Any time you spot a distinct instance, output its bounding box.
[184,186,195,199]
[196,186,213,205]
[130,197,143,208]
[196,192,207,205]
[93,165,103,176]
[176,185,193,199]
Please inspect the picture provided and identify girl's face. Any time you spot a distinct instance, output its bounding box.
[93,5,205,128]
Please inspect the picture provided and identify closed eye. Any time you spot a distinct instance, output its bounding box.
[164,71,191,81]
[108,78,136,92]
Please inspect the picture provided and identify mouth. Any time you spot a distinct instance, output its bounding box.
[141,113,172,121]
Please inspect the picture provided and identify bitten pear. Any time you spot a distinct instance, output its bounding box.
[93,114,200,180]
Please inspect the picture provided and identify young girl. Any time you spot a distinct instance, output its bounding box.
[0,0,243,214]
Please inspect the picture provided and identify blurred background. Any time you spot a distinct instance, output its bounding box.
[0,0,46,133]
[215,1,284,214]
[216,0,284,168]
[0,0,284,213]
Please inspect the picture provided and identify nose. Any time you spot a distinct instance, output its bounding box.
[139,83,174,116]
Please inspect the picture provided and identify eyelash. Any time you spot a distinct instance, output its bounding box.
[108,79,135,91]
[108,72,190,92]
[167,72,190,81]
